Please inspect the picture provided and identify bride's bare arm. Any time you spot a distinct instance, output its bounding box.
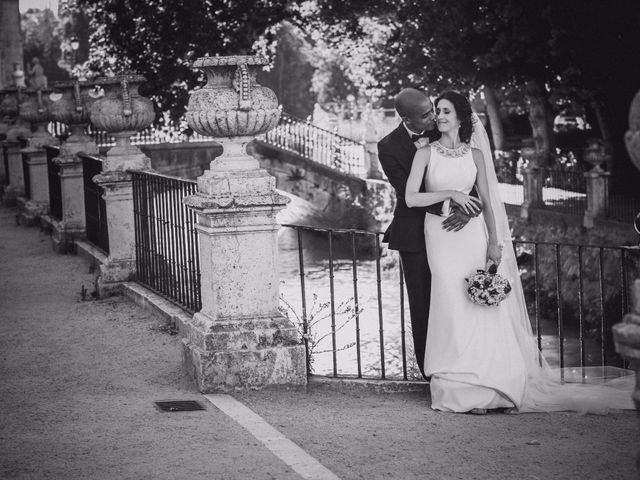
[406,148,480,213]
[472,148,502,265]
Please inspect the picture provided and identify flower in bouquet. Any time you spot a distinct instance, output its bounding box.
[465,263,512,306]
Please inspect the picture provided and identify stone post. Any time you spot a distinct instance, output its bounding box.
[582,139,611,228]
[17,87,58,225]
[362,106,383,179]
[47,81,102,252]
[90,74,155,296]
[2,139,25,206]
[1,88,30,205]
[520,138,544,219]
[183,55,306,392]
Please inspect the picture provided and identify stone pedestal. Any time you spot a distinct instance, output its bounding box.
[93,170,140,296]
[613,279,640,476]
[2,140,24,206]
[49,128,98,252]
[364,139,383,180]
[520,166,544,219]
[183,139,306,392]
[17,146,49,225]
[583,169,611,228]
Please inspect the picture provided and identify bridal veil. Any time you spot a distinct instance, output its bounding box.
[469,113,634,413]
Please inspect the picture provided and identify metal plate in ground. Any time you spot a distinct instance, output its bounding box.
[154,400,206,412]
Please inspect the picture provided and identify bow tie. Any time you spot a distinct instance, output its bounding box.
[410,132,429,142]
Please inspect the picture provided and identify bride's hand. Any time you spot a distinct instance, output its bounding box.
[486,242,502,269]
[450,191,482,216]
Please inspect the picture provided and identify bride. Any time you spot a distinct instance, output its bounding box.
[405,90,634,414]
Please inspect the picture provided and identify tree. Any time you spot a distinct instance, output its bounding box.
[69,0,294,119]
[21,8,68,84]
[312,0,640,193]
[257,22,315,119]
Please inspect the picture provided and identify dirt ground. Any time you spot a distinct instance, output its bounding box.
[0,205,638,480]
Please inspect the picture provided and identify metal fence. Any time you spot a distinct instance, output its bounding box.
[2,143,9,185]
[44,145,62,221]
[279,224,637,381]
[541,168,587,216]
[131,171,201,313]
[261,112,367,177]
[79,153,109,254]
[21,152,30,199]
[48,121,215,147]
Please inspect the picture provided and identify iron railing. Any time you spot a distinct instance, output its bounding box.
[45,145,62,221]
[541,168,587,216]
[261,112,367,177]
[279,224,637,381]
[47,122,213,147]
[79,153,109,254]
[131,171,201,313]
[21,151,31,199]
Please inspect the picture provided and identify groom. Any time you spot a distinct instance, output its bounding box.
[377,88,478,379]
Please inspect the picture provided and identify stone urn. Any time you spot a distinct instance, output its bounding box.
[90,74,155,171]
[48,80,104,149]
[186,55,280,138]
[584,138,610,172]
[520,138,540,168]
[625,89,640,174]
[19,87,57,148]
[185,55,281,172]
[1,88,31,141]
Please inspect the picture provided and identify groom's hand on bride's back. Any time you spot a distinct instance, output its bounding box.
[443,196,482,232]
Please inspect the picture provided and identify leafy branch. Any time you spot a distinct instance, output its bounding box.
[279,293,362,373]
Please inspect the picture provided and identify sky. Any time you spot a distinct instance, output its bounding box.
[19,0,59,13]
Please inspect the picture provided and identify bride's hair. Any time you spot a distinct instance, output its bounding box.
[435,91,473,143]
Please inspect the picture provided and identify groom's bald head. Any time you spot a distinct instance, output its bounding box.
[395,88,430,117]
[395,88,435,133]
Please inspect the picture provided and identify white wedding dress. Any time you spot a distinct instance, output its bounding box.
[422,139,634,414]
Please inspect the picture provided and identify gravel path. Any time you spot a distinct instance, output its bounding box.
[0,205,637,480]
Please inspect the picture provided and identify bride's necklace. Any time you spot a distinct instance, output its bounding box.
[432,140,470,158]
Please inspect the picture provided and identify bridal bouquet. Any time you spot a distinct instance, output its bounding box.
[465,264,512,306]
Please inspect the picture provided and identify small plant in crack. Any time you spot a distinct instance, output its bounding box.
[279,293,361,374]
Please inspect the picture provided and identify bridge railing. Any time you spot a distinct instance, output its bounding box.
[260,112,367,177]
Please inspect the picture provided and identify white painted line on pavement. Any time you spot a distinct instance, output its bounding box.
[204,394,341,480]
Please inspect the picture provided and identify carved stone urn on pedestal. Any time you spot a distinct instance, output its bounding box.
[89,74,155,295]
[48,80,102,156]
[1,88,31,141]
[1,88,31,205]
[183,55,306,392]
[90,74,155,172]
[19,87,57,148]
[16,88,58,224]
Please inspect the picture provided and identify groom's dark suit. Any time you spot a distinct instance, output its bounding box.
[378,124,441,379]
[379,124,480,378]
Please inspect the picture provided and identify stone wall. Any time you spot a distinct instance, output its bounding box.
[99,141,222,180]
[251,141,394,231]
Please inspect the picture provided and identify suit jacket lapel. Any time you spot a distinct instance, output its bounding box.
[392,124,417,171]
